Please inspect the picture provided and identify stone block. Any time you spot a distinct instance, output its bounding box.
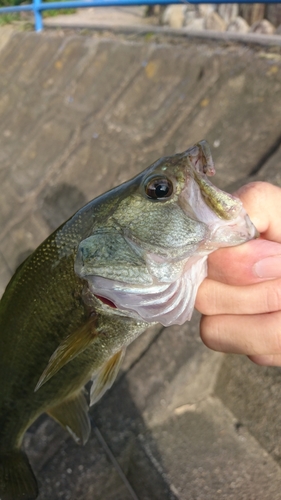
[218,3,239,24]
[162,5,186,28]
[215,354,281,464]
[227,16,250,33]
[266,4,281,27]
[239,4,265,25]
[250,19,276,34]
[204,12,227,32]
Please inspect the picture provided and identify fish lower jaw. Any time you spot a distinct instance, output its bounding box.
[207,212,258,247]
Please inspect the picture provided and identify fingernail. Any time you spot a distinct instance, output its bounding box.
[253,255,281,279]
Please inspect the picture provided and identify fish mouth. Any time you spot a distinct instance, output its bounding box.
[180,158,258,244]
[94,294,117,309]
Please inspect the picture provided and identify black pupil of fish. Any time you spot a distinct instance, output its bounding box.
[156,183,169,197]
[146,179,172,199]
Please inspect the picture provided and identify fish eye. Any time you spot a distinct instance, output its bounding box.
[145,177,173,200]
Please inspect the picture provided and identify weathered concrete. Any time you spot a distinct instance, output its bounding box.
[1,27,281,499]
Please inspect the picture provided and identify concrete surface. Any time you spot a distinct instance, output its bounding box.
[45,6,159,29]
[1,26,281,499]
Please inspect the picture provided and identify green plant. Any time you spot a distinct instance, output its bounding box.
[0,13,20,23]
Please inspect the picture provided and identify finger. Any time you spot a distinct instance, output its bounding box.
[248,354,281,366]
[196,278,281,316]
[200,311,281,355]
[206,182,281,286]
[206,239,281,285]
[234,182,281,243]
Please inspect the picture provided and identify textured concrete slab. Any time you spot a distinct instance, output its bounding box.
[215,355,281,464]
[0,31,281,285]
[1,28,281,499]
[253,143,281,187]
[148,396,281,500]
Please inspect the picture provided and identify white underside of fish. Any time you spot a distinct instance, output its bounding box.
[86,255,207,326]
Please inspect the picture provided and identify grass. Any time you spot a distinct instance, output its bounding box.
[0,13,20,25]
[0,0,76,24]
[43,8,76,18]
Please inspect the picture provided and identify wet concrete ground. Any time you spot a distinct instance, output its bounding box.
[1,25,281,499]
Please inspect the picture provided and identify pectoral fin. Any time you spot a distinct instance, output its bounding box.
[90,348,126,406]
[35,315,97,392]
[47,391,91,445]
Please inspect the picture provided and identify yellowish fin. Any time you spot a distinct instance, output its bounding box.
[47,391,91,445]
[35,315,98,392]
[0,449,38,500]
[90,348,126,406]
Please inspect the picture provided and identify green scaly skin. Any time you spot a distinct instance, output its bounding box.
[0,173,146,452]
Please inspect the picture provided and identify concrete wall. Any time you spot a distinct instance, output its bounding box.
[1,27,281,499]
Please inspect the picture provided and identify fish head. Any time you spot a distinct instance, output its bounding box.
[75,141,257,326]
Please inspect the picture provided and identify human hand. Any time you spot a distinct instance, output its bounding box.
[195,182,281,366]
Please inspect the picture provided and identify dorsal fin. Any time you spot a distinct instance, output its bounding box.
[35,314,98,392]
[47,391,91,445]
[90,348,126,406]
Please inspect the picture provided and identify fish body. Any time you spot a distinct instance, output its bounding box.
[0,141,256,500]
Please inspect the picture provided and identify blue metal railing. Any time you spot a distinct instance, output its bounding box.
[0,0,279,33]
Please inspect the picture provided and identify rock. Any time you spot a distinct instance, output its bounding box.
[196,4,216,18]
[204,12,227,32]
[227,16,249,33]
[185,18,205,31]
[249,19,276,34]
[145,5,159,17]
[161,6,171,26]
[183,6,197,27]
[239,4,265,25]
[218,4,239,24]
[265,4,281,27]
[162,5,187,28]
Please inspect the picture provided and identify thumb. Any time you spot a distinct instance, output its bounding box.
[207,239,281,285]
[206,182,281,286]
[235,181,281,243]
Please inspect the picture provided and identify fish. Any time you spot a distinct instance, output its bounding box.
[0,140,257,500]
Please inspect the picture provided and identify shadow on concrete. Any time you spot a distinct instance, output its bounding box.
[25,376,176,500]
[40,183,87,232]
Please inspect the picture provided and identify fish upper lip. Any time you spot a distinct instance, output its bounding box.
[182,141,216,177]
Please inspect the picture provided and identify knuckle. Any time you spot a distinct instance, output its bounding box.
[196,280,216,315]
[273,325,281,353]
[246,181,271,198]
[264,282,281,313]
[200,316,212,348]
[235,181,271,222]
[248,354,275,366]
[235,181,268,201]
[200,316,222,351]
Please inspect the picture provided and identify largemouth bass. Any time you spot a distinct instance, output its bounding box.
[0,141,256,500]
